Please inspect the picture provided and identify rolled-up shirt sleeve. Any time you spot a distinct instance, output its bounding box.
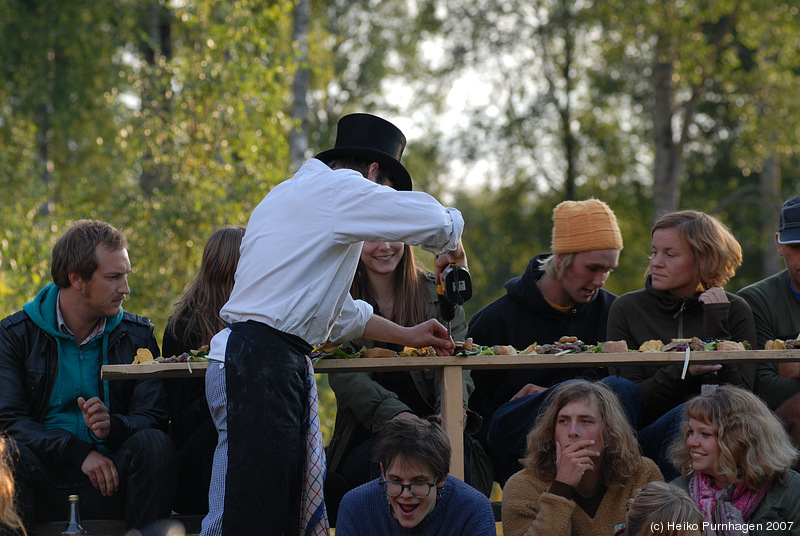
[329,297,374,344]
[331,180,464,256]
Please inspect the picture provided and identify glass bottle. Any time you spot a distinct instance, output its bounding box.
[700,338,719,395]
[701,370,719,395]
[61,494,90,536]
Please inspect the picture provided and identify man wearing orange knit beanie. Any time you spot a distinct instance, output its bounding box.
[467,199,643,486]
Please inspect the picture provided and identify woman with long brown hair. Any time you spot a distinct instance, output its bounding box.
[162,225,245,515]
[326,241,491,522]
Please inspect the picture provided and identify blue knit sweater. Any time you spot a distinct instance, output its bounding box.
[335,477,496,535]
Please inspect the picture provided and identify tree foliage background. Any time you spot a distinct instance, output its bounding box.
[2,0,800,440]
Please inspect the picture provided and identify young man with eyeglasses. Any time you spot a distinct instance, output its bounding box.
[334,417,496,535]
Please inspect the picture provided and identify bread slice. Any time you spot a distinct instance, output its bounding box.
[363,347,397,358]
[492,345,518,355]
[716,340,744,351]
[601,340,628,353]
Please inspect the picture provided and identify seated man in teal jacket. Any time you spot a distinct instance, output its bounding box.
[0,219,176,531]
[738,193,800,468]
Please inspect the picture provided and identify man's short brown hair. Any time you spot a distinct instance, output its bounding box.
[51,220,128,288]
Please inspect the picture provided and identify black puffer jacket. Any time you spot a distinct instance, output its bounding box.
[607,275,757,425]
[0,309,166,470]
[467,254,617,424]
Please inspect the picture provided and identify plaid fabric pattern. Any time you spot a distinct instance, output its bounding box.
[300,356,330,536]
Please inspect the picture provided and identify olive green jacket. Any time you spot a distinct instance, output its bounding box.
[326,274,490,493]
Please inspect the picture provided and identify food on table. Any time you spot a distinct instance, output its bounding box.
[714,340,745,351]
[601,340,628,353]
[399,346,437,357]
[518,343,539,355]
[659,338,750,352]
[307,335,754,361]
[639,340,663,352]
[309,343,363,362]
[132,348,157,364]
[765,337,800,350]
[662,337,705,352]
[453,339,494,356]
[362,347,398,358]
[131,345,209,365]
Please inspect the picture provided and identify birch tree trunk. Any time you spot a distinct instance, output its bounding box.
[760,155,783,276]
[140,1,173,196]
[652,31,681,221]
[290,0,311,172]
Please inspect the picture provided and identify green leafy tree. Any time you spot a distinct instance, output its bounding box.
[0,0,298,335]
[594,0,800,221]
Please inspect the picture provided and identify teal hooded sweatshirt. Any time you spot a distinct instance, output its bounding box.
[23,282,123,448]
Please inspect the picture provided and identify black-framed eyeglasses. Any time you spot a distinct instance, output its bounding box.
[379,477,440,498]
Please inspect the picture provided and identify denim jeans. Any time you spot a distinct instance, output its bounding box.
[638,403,685,480]
[487,376,644,486]
[10,428,176,530]
[202,321,309,536]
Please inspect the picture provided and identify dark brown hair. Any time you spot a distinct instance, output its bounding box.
[51,220,128,288]
[372,417,451,481]
[168,226,246,346]
[327,157,393,186]
[351,244,429,328]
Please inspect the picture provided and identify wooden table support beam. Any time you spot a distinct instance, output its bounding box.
[440,365,465,480]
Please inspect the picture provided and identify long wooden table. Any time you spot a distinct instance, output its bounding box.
[102,350,800,481]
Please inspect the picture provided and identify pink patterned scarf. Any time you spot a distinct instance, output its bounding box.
[689,472,771,536]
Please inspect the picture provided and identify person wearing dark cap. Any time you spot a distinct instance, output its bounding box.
[738,194,800,468]
[199,113,466,536]
[467,199,642,486]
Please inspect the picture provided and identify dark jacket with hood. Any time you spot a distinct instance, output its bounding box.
[0,283,166,471]
[607,275,757,425]
[467,254,617,427]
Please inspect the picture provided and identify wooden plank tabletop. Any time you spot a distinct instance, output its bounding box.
[101,349,800,379]
[102,349,800,482]
[102,361,210,380]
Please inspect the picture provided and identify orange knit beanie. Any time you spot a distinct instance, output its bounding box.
[551,199,623,254]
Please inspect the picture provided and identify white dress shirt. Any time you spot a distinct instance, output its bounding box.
[218,158,464,352]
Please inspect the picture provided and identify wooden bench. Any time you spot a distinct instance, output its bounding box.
[34,514,204,536]
[36,508,501,533]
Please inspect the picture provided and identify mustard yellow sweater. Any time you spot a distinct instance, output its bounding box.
[501,457,663,536]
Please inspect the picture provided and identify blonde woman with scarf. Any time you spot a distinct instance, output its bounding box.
[669,385,800,535]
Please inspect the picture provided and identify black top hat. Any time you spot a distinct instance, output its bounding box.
[315,113,412,191]
[778,194,800,244]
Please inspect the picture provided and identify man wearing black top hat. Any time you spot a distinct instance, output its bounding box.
[199,113,466,536]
